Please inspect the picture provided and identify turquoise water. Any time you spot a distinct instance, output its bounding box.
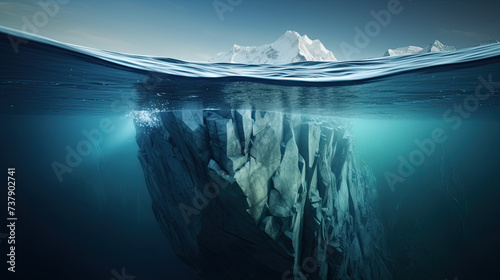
[1,26,500,279]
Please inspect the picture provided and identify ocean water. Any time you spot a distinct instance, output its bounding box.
[1,26,500,279]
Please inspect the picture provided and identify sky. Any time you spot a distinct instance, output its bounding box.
[0,0,499,61]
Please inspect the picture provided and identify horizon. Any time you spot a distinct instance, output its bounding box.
[0,0,499,61]
[1,25,495,62]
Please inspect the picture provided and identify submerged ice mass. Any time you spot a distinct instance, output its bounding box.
[135,110,391,280]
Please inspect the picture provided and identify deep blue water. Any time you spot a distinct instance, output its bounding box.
[1,26,500,279]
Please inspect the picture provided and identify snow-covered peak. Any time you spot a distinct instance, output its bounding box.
[422,40,456,53]
[383,40,456,57]
[210,31,336,64]
[383,46,423,57]
[479,39,500,46]
[277,30,303,43]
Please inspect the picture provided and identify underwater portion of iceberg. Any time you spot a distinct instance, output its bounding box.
[135,110,392,280]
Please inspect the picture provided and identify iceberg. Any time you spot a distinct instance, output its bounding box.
[478,39,500,46]
[135,109,391,280]
[383,45,424,57]
[384,40,456,56]
[210,31,337,64]
[422,39,456,53]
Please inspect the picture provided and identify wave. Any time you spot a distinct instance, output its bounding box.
[2,26,500,84]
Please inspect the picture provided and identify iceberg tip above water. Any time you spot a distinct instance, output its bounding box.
[1,25,500,84]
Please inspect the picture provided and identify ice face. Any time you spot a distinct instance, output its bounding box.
[135,109,392,280]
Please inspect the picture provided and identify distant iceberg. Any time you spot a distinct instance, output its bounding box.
[422,40,456,53]
[384,40,455,57]
[478,39,500,46]
[383,45,423,57]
